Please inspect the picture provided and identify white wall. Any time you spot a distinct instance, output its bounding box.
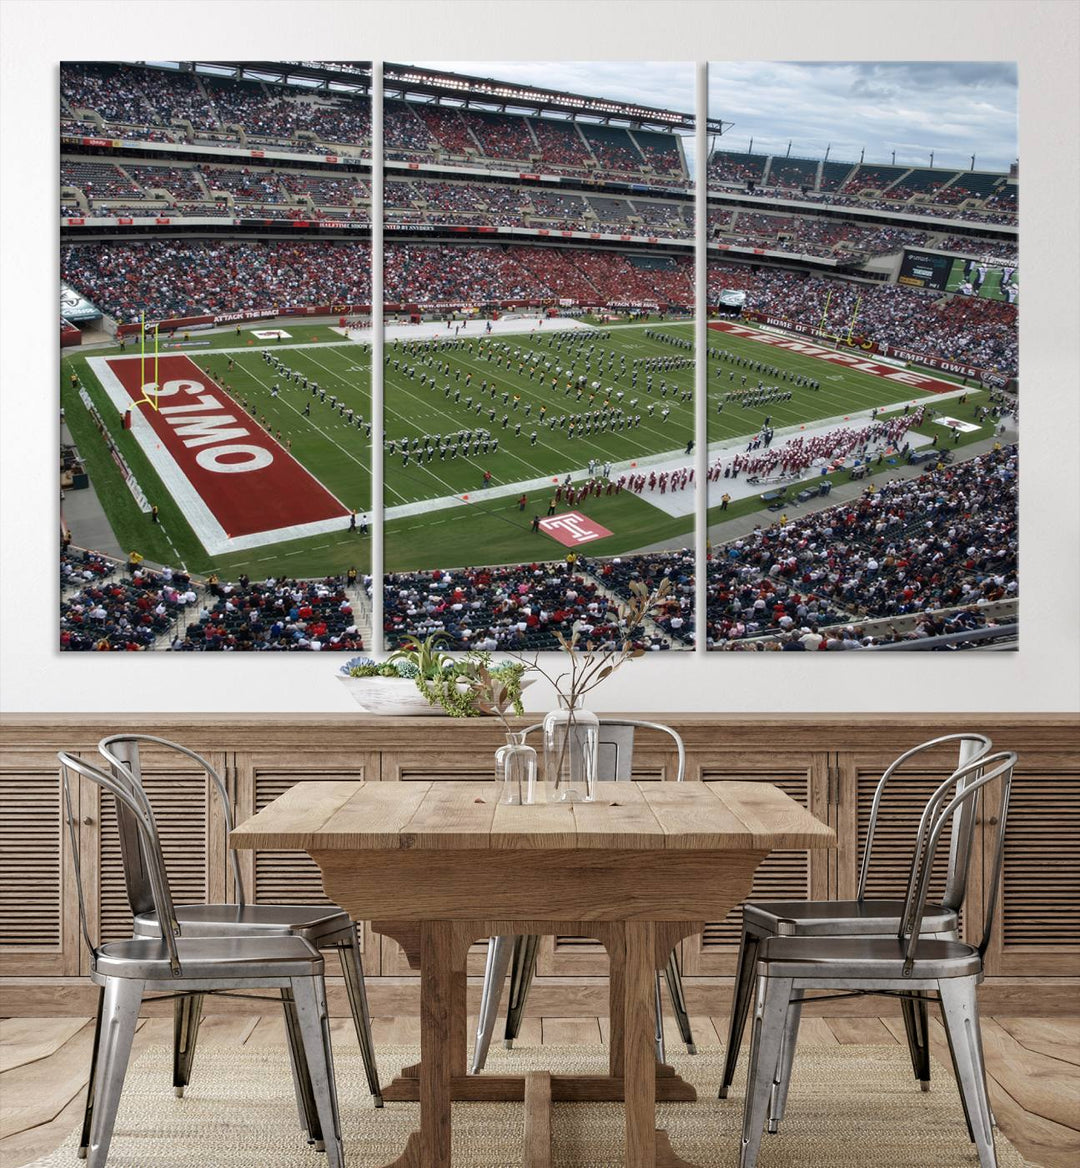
[2,0,1077,714]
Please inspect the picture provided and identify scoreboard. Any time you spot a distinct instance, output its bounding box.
[898,250,953,290]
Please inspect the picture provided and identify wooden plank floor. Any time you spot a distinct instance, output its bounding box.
[2,1014,1077,1168]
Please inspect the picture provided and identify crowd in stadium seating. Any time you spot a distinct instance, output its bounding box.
[707,262,1018,375]
[585,552,695,644]
[384,563,673,651]
[59,147,1011,271]
[705,445,1017,648]
[60,236,1014,376]
[707,149,1016,224]
[205,77,371,145]
[61,63,687,185]
[60,547,115,590]
[939,236,1018,262]
[384,100,438,155]
[60,558,196,651]
[174,575,365,650]
[61,161,143,201]
[60,238,373,321]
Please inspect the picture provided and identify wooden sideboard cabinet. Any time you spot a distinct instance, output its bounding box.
[1,713,1077,1015]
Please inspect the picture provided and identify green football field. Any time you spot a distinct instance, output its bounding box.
[61,320,990,578]
[944,259,1018,302]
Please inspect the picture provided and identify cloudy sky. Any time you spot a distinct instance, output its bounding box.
[708,61,1018,171]
[415,60,1018,172]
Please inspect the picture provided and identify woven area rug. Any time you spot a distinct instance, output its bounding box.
[29,1042,1029,1167]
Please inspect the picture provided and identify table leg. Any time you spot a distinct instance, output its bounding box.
[380,919,469,1168]
[624,921,705,1168]
[624,920,657,1167]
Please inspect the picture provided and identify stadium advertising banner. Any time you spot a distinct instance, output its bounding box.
[898,250,953,290]
[61,281,100,323]
[741,310,877,354]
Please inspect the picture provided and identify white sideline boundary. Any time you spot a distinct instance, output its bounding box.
[85,356,353,555]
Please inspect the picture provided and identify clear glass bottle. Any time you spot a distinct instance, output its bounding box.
[543,696,599,803]
[495,730,538,805]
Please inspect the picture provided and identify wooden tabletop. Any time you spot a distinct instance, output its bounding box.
[230,779,835,853]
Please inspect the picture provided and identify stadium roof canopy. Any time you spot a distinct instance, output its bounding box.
[383,62,730,135]
[143,60,729,135]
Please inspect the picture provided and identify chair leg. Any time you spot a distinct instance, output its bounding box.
[938,978,997,1168]
[900,990,932,1091]
[720,929,761,1098]
[291,976,345,1168]
[85,977,143,1168]
[654,972,666,1064]
[503,934,540,1049]
[767,991,803,1133]
[77,984,106,1159]
[937,992,977,1144]
[664,949,696,1054]
[472,935,514,1073]
[337,925,383,1105]
[739,975,794,1168]
[282,987,321,1146]
[172,993,203,1097]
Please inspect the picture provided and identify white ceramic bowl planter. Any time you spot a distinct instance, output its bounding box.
[338,673,534,716]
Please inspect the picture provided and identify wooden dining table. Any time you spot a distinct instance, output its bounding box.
[231,778,835,1168]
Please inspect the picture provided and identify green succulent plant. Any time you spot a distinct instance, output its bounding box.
[350,635,529,718]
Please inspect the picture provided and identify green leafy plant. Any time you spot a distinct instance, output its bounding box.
[386,633,457,680]
[341,638,528,719]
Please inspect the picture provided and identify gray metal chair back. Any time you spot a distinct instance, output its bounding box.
[99,734,246,912]
[521,718,686,782]
[857,733,992,911]
[97,735,381,1114]
[472,719,689,1074]
[59,751,183,974]
[738,751,1018,1168]
[900,750,1016,968]
[59,749,345,1168]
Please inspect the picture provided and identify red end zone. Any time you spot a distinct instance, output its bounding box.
[708,320,961,394]
[92,354,349,552]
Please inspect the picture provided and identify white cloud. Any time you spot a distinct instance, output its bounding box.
[708,61,1018,170]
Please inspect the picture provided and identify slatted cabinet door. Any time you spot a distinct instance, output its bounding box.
[234,751,381,975]
[835,747,981,945]
[0,755,81,976]
[982,755,1080,977]
[83,747,229,969]
[680,752,829,976]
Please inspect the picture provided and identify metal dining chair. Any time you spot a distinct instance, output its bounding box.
[738,750,1016,1168]
[719,732,992,1101]
[58,752,345,1168]
[82,733,379,1146]
[472,719,693,1073]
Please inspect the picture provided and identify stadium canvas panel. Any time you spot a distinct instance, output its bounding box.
[704,60,1018,652]
[380,60,697,652]
[60,61,375,652]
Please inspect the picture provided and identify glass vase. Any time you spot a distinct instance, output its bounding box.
[495,730,538,805]
[543,696,599,803]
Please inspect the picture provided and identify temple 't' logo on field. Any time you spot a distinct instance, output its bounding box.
[539,512,612,546]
